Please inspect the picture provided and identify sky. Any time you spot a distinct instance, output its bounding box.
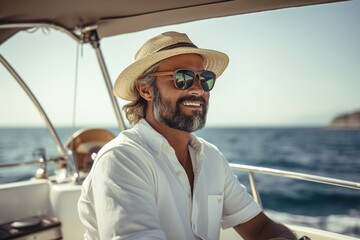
[1,1,359,128]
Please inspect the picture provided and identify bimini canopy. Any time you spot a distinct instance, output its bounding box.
[0,0,345,44]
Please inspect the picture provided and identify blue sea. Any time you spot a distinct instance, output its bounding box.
[0,127,359,237]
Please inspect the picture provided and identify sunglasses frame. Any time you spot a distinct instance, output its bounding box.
[152,68,217,91]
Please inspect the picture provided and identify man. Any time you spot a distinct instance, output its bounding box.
[78,31,298,240]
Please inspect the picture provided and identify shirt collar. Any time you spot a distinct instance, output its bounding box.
[189,133,204,154]
[134,119,169,153]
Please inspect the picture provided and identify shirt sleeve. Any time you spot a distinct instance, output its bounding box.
[220,152,262,229]
[90,148,167,240]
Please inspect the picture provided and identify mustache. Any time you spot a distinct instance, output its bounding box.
[177,95,206,105]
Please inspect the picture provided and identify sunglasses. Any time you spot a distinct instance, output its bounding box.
[152,69,216,91]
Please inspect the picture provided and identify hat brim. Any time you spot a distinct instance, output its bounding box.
[113,47,229,101]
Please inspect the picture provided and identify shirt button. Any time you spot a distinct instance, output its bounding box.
[176,170,182,176]
[188,193,191,198]
[192,224,196,230]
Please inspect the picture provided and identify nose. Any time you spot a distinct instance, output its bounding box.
[188,75,204,95]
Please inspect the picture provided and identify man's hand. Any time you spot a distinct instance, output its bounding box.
[233,212,297,240]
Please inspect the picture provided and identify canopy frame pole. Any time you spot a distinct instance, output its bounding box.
[87,30,126,131]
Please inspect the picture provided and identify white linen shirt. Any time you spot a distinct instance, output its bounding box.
[78,119,261,240]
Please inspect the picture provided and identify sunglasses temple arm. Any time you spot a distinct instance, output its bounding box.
[152,71,174,77]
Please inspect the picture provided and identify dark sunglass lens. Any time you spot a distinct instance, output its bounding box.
[200,71,216,91]
[175,70,195,89]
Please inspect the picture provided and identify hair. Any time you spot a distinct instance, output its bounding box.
[122,64,159,125]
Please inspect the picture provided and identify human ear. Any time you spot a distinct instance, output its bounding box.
[136,82,152,101]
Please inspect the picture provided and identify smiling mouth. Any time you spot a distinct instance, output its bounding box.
[182,101,203,107]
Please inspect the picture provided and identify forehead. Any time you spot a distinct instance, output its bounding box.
[158,54,205,70]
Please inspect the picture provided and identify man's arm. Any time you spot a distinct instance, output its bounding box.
[233,211,297,240]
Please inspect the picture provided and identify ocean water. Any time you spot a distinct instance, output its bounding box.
[0,127,359,237]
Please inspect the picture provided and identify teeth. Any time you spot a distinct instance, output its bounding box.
[183,102,201,106]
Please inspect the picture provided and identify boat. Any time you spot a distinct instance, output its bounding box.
[1,0,359,239]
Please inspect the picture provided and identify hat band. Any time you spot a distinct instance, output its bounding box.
[157,42,198,52]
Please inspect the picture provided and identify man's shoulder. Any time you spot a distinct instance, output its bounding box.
[95,128,147,160]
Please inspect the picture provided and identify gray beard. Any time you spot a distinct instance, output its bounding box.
[152,83,208,132]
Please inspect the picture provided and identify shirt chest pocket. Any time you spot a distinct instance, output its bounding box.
[207,194,224,240]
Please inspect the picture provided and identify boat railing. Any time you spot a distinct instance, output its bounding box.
[0,159,57,169]
[230,163,360,208]
[0,148,80,183]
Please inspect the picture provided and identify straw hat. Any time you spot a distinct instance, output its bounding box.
[113,31,229,100]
